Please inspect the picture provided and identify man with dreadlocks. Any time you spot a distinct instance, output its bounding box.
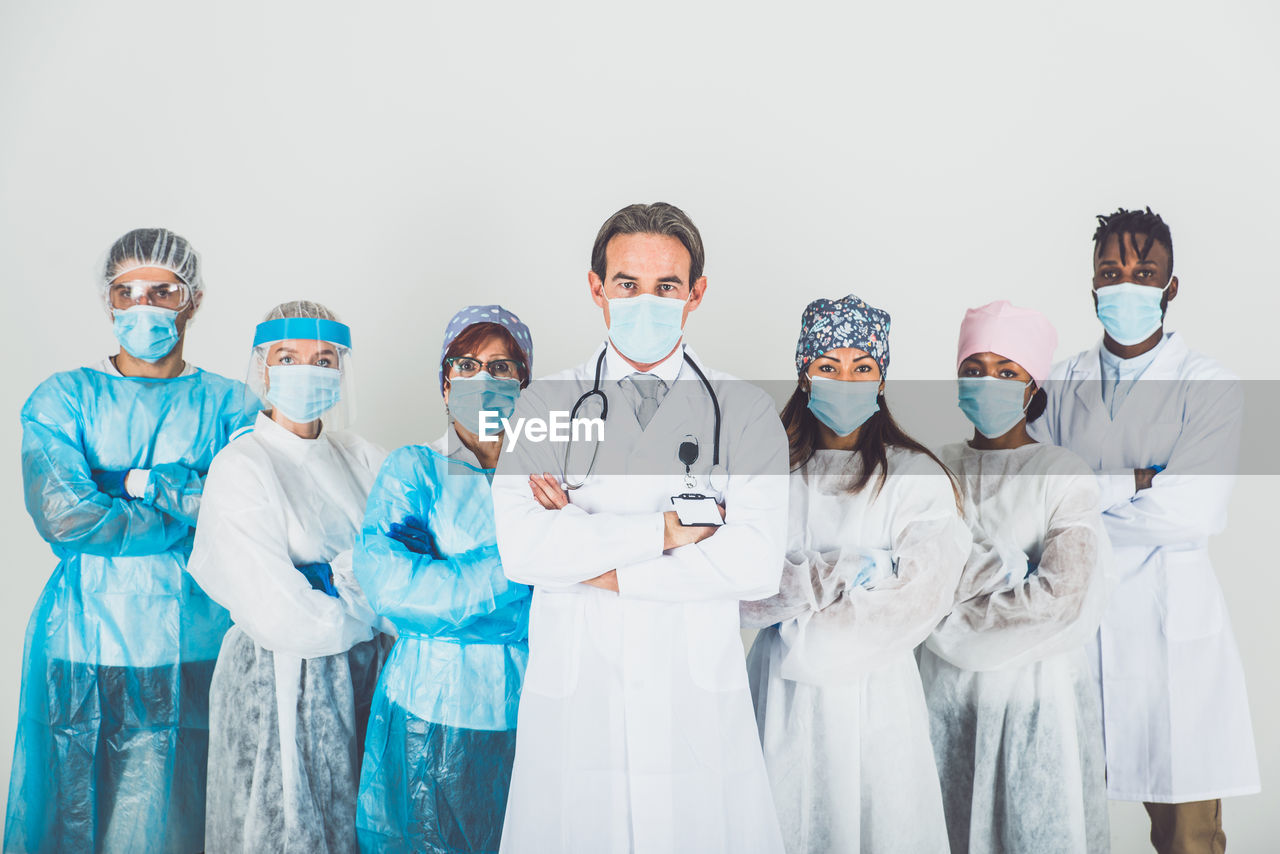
[1030,207,1259,854]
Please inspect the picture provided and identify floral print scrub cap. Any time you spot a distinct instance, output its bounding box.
[795,294,891,377]
[438,304,534,394]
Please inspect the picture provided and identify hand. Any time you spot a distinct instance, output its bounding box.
[529,473,570,510]
[662,504,726,550]
[838,551,880,589]
[582,570,619,592]
[386,516,437,557]
[295,562,339,597]
[1134,467,1159,492]
[91,469,131,499]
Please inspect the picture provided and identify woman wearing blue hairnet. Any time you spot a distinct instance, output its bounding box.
[741,295,971,854]
[353,305,534,854]
[4,228,260,854]
[186,301,389,853]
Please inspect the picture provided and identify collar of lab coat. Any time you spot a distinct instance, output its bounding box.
[251,409,333,460]
[601,338,688,385]
[1069,331,1189,413]
[1100,333,1167,379]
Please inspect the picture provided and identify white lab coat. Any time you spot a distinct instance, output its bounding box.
[920,441,1112,854]
[741,446,972,854]
[491,344,789,854]
[188,411,388,852]
[1029,332,1260,802]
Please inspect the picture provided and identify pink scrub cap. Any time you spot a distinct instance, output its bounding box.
[956,300,1058,387]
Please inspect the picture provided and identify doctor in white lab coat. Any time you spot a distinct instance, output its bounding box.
[1030,208,1259,854]
[491,202,789,854]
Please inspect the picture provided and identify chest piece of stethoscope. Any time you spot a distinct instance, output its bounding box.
[707,464,728,494]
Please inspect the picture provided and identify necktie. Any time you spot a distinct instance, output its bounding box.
[631,373,663,430]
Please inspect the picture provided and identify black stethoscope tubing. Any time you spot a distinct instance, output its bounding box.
[569,347,721,467]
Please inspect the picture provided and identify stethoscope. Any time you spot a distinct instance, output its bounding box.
[564,347,727,492]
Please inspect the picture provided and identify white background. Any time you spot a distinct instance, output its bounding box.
[1,0,1277,846]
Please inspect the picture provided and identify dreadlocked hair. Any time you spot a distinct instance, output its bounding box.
[780,382,961,511]
[1093,206,1173,268]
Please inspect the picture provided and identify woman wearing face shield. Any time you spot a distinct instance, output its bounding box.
[187,301,390,853]
[353,305,534,854]
[5,228,259,854]
[740,294,970,854]
[919,301,1112,853]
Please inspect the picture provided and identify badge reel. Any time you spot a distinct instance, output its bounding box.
[670,435,724,527]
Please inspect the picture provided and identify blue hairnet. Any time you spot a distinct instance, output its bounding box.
[438,304,534,394]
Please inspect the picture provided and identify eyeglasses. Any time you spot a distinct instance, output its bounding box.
[444,356,524,380]
[108,280,193,311]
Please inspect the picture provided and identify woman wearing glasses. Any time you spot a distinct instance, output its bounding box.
[354,305,534,854]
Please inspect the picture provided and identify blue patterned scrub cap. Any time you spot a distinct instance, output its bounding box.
[795,294,891,377]
[438,304,534,394]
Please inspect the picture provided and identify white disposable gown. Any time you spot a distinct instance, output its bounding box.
[491,344,790,854]
[920,440,1112,853]
[741,446,971,854]
[188,411,389,853]
[1029,333,1260,802]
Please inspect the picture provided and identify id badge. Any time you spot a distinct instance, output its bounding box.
[670,492,724,527]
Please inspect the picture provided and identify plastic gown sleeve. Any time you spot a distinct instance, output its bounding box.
[927,471,1109,671]
[741,549,852,628]
[187,451,374,659]
[330,549,395,637]
[778,476,971,683]
[355,455,526,635]
[948,521,1032,605]
[139,462,206,528]
[20,398,188,557]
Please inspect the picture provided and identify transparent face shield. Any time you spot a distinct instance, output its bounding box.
[247,317,356,432]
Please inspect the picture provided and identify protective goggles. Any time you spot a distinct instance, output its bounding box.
[108,280,194,311]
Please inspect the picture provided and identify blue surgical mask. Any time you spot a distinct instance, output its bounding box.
[448,373,522,437]
[807,376,881,436]
[608,294,687,363]
[266,364,342,423]
[1095,281,1170,346]
[113,305,180,362]
[957,376,1033,439]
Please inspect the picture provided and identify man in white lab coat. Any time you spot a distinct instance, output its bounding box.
[1030,207,1260,854]
[491,202,789,853]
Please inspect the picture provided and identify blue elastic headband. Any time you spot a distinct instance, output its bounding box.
[253,317,352,348]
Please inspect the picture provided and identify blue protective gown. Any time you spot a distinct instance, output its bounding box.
[4,365,259,854]
[354,442,531,854]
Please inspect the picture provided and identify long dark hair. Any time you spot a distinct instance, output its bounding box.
[781,378,959,505]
